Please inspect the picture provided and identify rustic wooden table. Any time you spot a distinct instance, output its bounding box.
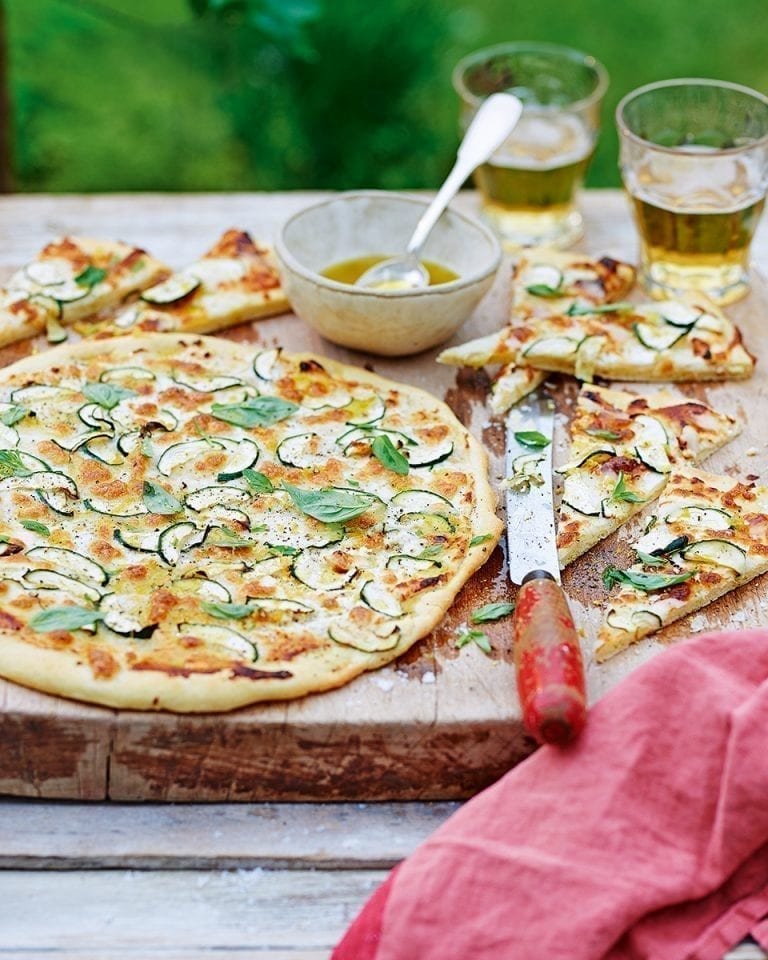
[0,190,766,958]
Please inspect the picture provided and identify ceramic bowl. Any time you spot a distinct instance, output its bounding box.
[275,191,501,356]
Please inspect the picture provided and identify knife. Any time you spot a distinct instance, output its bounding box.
[505,391,587,746]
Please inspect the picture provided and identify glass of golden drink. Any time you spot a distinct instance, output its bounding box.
[452,42,608,249]
[617,79,768,305]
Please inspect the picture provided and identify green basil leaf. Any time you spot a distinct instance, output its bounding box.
[525,283,564,298]
[243,468,275,493]
[602,566,695,592]
[585,427,622,441]
[371,434,409,475]
[514,430,551,450]
[201,601,253,620]
[566,301,634,316]
[83,381,136,410]
[469,533,493,548]
[211,396,298,428]
[267,544,300,557]
[21,519,50,536]
[28,605,105,633]
[456,628,492,654]
[142,480,182,515]
[282,482,377,523]
[634,549,666,567]
[75,265,107,287]
[470,601,515,623]
[0,450,33,477]
[0,405,28,427]
[610,472,647,504]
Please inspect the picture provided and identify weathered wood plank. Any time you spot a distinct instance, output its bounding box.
[0,798,456,869]
[0,867,386,955]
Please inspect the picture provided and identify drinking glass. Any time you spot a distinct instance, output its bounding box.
[616,78,768,305]
[452,42,608,249]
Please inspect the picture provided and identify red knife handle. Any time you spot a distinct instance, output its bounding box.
[513,570,587,746]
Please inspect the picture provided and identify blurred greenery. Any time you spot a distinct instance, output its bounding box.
[6,0,768,192]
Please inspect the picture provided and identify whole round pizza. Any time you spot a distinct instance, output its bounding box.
[0,335,500,711]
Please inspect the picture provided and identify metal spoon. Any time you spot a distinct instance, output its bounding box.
[356,93,523,291]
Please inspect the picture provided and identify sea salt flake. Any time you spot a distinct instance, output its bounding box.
[421,670,436,684]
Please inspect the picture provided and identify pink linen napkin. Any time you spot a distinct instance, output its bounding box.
[333,628,768,960]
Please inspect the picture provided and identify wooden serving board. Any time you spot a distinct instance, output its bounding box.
[0,191,766,802]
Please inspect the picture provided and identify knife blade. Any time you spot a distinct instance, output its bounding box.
[505,391,587,746]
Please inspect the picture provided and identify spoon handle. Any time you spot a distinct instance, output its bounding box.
[406,93,523,257]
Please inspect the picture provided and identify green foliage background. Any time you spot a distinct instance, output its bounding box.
[8,0,768,192]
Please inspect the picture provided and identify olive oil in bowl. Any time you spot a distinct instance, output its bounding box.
[322,256,459,287]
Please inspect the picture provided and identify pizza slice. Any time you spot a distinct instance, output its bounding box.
[556,384,741,566]
[0,237,169,348]
[90,229,289,336]
[438,295,755,383]
[442,250,637,414]
[512,248,636,320]
[596,466,768,661]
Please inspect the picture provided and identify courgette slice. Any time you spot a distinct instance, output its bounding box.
[664,505,733,530]
[0,470,77,497]
[113,527,162,553]
[157,439,224,476]
[24,259,75,287]
[522,336,580,360]
[681,539,747,575]
[557,446,616,475]
[185,485,251,512]
[605,607,664,637]
[360,581,403,617]
[45,314,68,344]
[112,405,178,433]
[78,402,114,431]
[100,593,155,636]
[81,435,125,467]
[659,302,702,328]
[10,384,74,404]
[386,554,441,577]
[26,545,109,586]
[632,321,690,352]
[86,498,148,518]
[399,511,456,537]
[23,569,102,604]
[49,280,91,303]
[328,620,400,653]
[301,387,352,410]
[560,472,611,518]
[37,487,77,516]
[291,546,356,591]
[405,439,454,468]
[248,596,313,617]
[216,438,260,481]
[158,522,206,566]
[141,274,200,305]
[252,348,282,381]
[0,424,18,448]
[116,431,142,456]
[99,366,156,384]
[390,489,454,515]
[276,432,334,469]
[58,431,112,454]
[344,395,386,425]
[632,414,671,473]
[574,334,606,383]
[172,576,232,603]
[523,264,563,292]
[171,371,244,393]
[178,621,257,662]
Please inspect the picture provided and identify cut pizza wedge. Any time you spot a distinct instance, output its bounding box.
[438,294,755,383]
[94,229,289,336]
[557,384,741,566]
[512,248,637,320]
[440,250,637,413]
[0,236,169,348]
[596,466,768,661]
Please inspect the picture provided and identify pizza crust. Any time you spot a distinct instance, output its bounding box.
[0,334,502,712]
